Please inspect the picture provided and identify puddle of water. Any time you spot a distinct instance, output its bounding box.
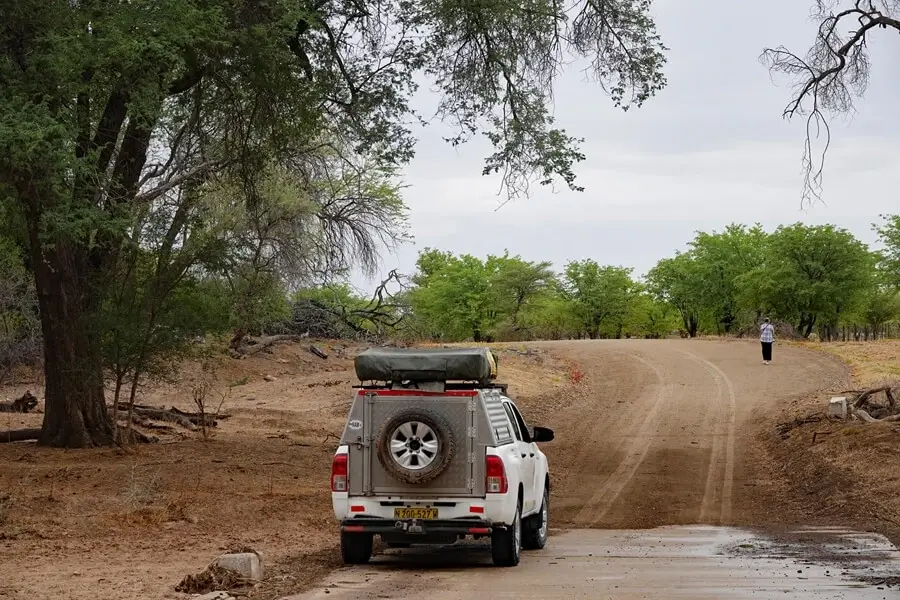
[722,525,900,586]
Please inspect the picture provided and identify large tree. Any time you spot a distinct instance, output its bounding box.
[487,252,555,328]
[563,260,635,339]
[688,224,767,333]
[762,0,898,201]
[0,0,667,446]
[740,223,871,337]
[410,250,495,341]
[646,252,704,337]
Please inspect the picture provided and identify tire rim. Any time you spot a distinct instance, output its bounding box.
[389,421,440,470]
[539,497,548,540]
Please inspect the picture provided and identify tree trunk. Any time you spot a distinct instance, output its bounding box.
[799,313,816,338]
[30,237,113,448]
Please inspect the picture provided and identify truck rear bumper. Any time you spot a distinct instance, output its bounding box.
[341,517,496,536]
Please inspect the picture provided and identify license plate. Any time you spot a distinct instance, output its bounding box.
[393,507,438,520]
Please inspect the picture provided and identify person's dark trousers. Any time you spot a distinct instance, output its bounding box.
[761,342,773,361]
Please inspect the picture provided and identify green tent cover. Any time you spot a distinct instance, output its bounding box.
[354,347,498,382]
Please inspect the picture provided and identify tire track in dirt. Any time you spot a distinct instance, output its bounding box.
[681,349,737,524]
[543,340,749,529]
[574,353,670,525]
[550,348,657,521]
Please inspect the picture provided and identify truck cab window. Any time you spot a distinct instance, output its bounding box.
[503,403,523,441]
[508,403,532,443]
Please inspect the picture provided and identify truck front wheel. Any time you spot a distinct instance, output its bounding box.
[523,486,549,550]
[340,531,373,564]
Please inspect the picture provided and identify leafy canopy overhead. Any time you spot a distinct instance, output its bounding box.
[1,0,668,213]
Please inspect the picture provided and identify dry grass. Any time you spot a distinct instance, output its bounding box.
[796,340,900,386]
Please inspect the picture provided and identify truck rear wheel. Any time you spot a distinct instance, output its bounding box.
[491,498,522,567]
[523,486,549,550]
[376,408,455,484]
[340,531,373,565]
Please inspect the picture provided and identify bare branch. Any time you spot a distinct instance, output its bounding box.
[761,1,900,204]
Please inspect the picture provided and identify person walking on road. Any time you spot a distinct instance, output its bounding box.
[760,318,775,365]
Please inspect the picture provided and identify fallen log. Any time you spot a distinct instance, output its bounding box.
[116,413,176,432]
[854,386,893,409]
[115,428,158,444]
[308,344,328,359]
[0,428,41,443]
[114,404,197,431]
[855,408,878,423]
[168,406,232,421]
[111,404,227,429]
[136,408,197,431]
[847,385,900,423]
[240,334,303,356]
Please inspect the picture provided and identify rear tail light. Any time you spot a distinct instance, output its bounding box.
[485,455,508,494]
[331,453,348,492]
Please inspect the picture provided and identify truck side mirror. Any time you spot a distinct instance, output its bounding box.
[532,426,554,443]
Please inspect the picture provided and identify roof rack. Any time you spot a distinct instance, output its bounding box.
[353,381,509,395]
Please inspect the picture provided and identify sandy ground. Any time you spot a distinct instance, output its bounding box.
[2,338,897,599]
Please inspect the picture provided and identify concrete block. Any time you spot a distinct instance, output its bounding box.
[216,552,264,580]
[828,397,847,419]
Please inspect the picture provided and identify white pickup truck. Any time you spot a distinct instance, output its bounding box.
[330,347,554,567]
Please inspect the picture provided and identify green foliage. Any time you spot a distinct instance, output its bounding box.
[563,261,636,339]
[741,224,871,337]
[519,295,581,340]
[688,224,767,333]
[0,235,41,381]
[410,250,495,341]
[406,250,677,342]
[623,285,680,339]
[397,220,900,343]
[858,286,900,332]
[99,246,232,401]
[646,253,703,337]
[876,214,900,288]
[488,253,556,327]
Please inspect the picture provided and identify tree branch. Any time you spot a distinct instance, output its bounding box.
[761,2,900,204]
[134,161,220,204]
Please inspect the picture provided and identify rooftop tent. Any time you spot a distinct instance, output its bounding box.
[354,347,498,383]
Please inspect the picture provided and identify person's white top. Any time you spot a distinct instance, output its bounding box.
[760,323,775,343]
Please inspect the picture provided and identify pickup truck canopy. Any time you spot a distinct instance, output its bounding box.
[354,347,498,383]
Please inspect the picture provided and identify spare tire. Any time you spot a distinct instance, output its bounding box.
[376,408,455,484]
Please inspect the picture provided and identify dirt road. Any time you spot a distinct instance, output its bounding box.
[539,338,844,529]
[288,339,889,599]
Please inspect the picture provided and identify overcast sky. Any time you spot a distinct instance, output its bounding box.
[351,0,900,292]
